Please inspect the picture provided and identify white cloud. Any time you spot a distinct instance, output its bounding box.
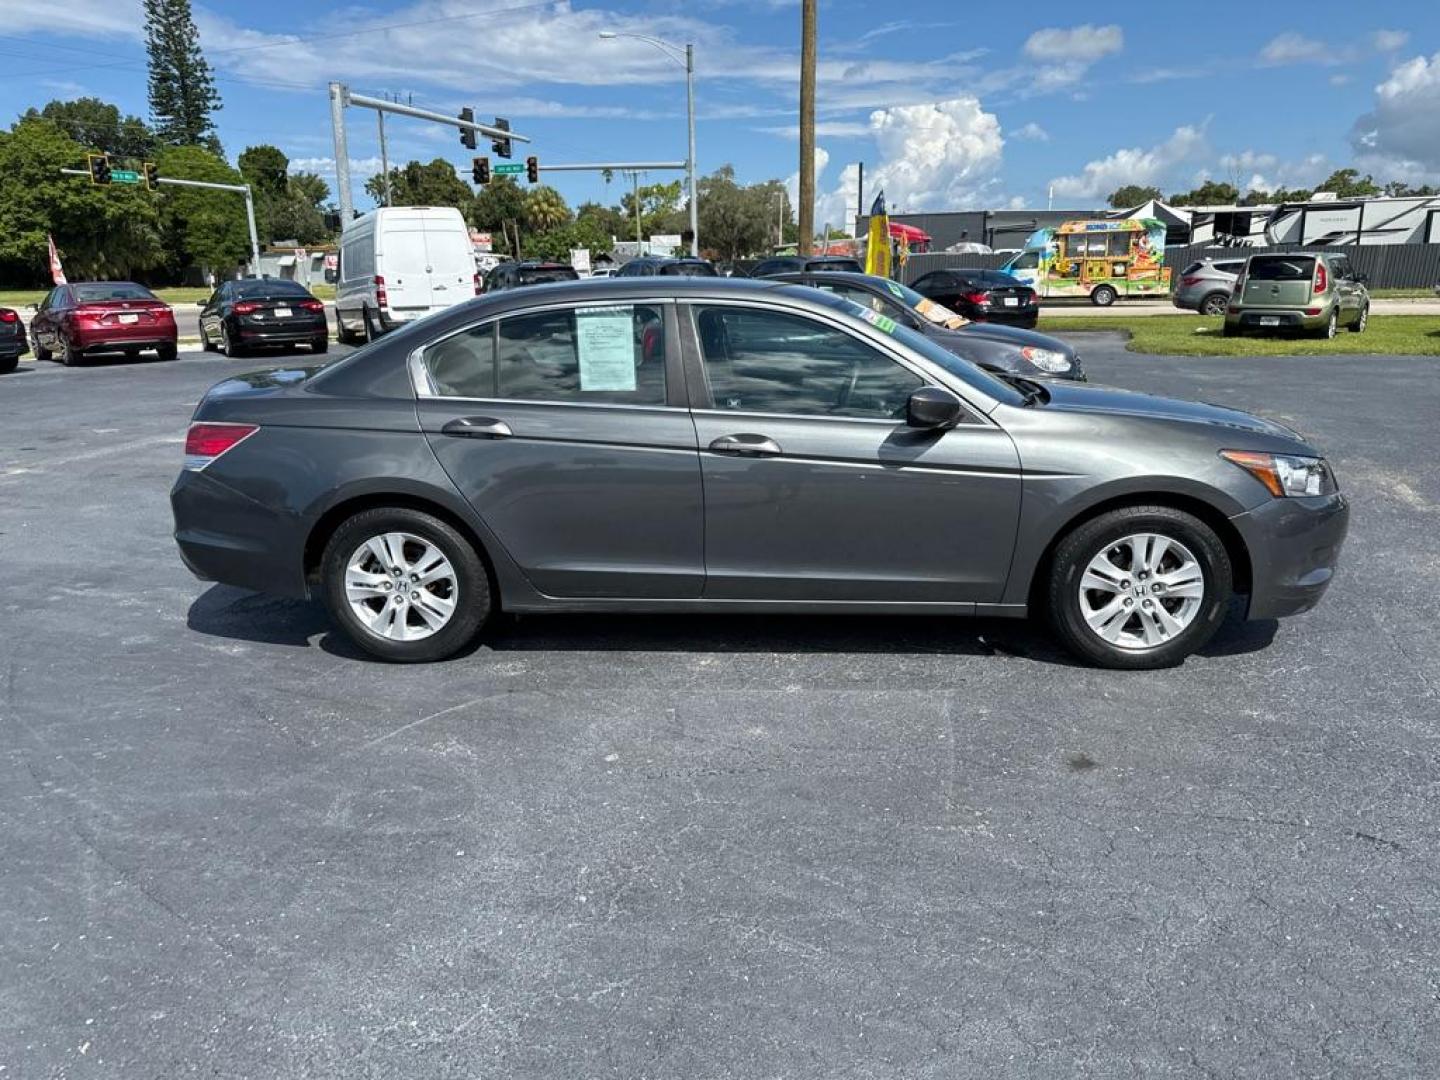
[0,0,140,36]
[1352,51,1440,177]
[1023,24,1123,62]
[1048,125,1208,200]
[1215,150,1327,194]
[289,155,386,186]
[1012,122,1049,142]
[1329,73,1352,86]
[758,121,873,140]
[1259,33,1334,65]
[1373,29,1410,52]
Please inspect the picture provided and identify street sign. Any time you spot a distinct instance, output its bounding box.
[494,163,525,175]
[110,169,141,185]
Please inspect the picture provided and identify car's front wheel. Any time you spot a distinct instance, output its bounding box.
[320,507,491,662]
[1048,506,1232,669]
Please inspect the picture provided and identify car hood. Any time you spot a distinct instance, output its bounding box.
[1038,381,1309,444]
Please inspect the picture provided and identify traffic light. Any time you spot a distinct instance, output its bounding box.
[458,107,476,150]
[526,155,539,184]
[87,153,112,186]
[491,117,511,159]
[472,156,490,185]
[142,162,159,190]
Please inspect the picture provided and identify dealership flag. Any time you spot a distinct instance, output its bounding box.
[864,191,890,279]
[47,234,67,286]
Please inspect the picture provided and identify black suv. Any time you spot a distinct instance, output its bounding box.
[484,261,580,293]
[750,255,864,277]
[616,257,717,278]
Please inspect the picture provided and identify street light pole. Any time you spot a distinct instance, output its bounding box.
[600,32,699,256]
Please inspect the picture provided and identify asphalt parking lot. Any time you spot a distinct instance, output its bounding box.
[3,336,1439,1078]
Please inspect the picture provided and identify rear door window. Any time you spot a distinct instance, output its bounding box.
[1214,261,1245,275]
[1248,256,1315,281]
[497,304,666,404]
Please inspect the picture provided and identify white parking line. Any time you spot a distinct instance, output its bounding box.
[0,433,184,477]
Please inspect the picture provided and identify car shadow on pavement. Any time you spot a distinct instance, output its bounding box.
[186,585,1278,667]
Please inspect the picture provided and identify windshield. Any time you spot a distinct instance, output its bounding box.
[234,279,311,298]
[71,282,156,302]
[807,292,1026,407]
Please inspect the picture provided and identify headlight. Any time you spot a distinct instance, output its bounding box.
[1020,346,1071,373]
[1220,450,1337,497]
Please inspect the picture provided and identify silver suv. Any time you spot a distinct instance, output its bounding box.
[1173,257,1247,316]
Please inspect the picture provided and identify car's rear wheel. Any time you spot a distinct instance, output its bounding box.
[1349,304,1369,333]
[1316,308,1338,340]
[1048,506,1232,669]
[0,355,16,375]
[321,507,491,662]
[34,341,52,362]
[60,337,82,366]
[363,307,382,342]
[157,343,178,361]
[200,324,216,352]
[311,336,329,354]
[1200,292,1229,316]
[1090,285,1117,307]
[220,324,245,358]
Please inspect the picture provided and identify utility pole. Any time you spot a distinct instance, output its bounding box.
[797,0,817,254]
[631,171,642,243]
[856,161,864,235]
[685,43,698,257]
[329,82,353,229]
[377,106,391,207]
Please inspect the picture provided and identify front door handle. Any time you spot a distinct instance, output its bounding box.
[709,433,782,456]
[441,416,512,439]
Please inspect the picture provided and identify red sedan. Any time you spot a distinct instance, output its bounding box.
[30,281,178,365]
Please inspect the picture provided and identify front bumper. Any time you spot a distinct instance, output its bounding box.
[1230,492,1349,620]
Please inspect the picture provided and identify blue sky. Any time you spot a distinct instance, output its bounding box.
[4,0,1439,225]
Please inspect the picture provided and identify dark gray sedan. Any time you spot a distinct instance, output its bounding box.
[769,271,1082,380]
[172,278,1348,669]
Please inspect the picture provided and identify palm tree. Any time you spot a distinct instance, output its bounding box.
[524,186,571,233]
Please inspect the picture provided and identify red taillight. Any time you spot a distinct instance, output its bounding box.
[964,291,991,305]
[71,306,107,321]
[0,309,16,323]
[375,275,388,309]
[1181,276,1202,287]
[233,300,261,314]
[1314,263,1327,294]
[473,273,482,295]
[1304,306,1322,316]
[184,422,258,470]
[299,299,324,312]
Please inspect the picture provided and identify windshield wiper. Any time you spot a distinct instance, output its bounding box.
[979,363,1050,405]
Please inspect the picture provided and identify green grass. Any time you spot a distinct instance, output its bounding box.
[1040,314,1440,356]
[0,282,334,308]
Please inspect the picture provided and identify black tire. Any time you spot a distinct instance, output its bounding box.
[1090,285,1117,307]
[1047,505,1233,670]
[1315,307,1338,340]
[335,312,359,345]
[200,324,216,352]
[363,307,382,342]
[34,341,52,362]
[156,343,178,361]
[0,355,17,375]
[1348,304,1369,333]
[1221,322,1240,337]
[60,337,82,366]
[320,506,491,663]
[1200,292,1229,316]
[219,324,245,358]
[311,337,329,354]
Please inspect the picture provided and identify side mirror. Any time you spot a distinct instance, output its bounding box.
[907,385,964,429]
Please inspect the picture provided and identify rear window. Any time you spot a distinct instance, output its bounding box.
[806,259,862,272]
[518,266,579,286]
[1214,261,1245,275]
[659,262,717,277]
[1180,261,1203,276]
[234,279,311,298]
[1248,256,1315,281]
[71,282,156,302]
[978,271,1025,287]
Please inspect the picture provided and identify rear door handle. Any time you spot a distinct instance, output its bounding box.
[709,433,782,457]
[441,416,512,439]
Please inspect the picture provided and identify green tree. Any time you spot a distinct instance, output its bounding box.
[1169,180,1240,207]
[156,144,248,273]
[289,171,330,208]
[522,218,611,262]
[237,144,289,199]
[1106,184,1163,210]
[469,175,528,255]
[363,158,471,209]
[0,117,163,285]
[524,185,571,232]
[619,179,683,237]
[575,200,627,241]
[144,0,222,150]
[24,98,154,160]
[1316,168,1381,198]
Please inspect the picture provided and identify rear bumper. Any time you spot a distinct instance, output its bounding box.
[171,468,309,598]
[1226,307,1329,332]
[235,319,327,344]
[71,324,177,350]
[0,338,27,358]
[1231,492,1349,620]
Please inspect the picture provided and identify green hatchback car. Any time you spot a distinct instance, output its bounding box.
[1225,252,1370,339]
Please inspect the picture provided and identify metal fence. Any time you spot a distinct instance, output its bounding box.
[898,244,1440,290]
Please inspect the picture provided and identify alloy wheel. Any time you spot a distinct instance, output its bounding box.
[1077,532,1205,651]
[345,531,459,642]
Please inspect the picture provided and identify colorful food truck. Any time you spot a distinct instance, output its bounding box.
[1000,218,1171,306]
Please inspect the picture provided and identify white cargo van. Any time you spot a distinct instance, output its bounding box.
[335,207,477,342]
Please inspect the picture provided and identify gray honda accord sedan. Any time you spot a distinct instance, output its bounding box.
[171,278,1348,669]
